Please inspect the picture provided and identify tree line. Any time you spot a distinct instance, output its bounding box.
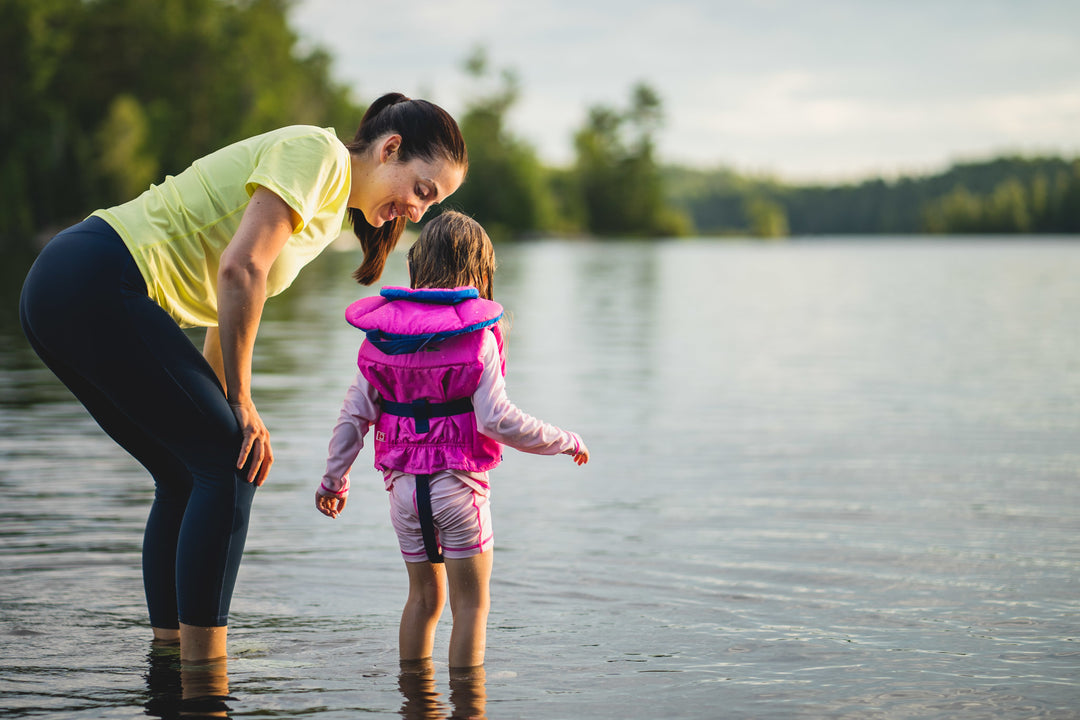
[4,0,1078,254]
[667,156,1080,237]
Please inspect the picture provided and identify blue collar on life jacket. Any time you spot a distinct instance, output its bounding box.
[380,286,479,304]
[356,286,502,355]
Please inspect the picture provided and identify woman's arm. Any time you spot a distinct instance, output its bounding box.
[203,327,226,391]
[217,186,299,486]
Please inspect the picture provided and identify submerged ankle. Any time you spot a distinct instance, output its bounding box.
[152,627,181,643]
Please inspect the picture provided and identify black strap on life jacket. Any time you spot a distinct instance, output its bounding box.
[414,474,444,564]
[380,397,474,434]
[381,397,472,562]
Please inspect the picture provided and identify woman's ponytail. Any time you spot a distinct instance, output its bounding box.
[350,214,405,284]
[352,93,410,143]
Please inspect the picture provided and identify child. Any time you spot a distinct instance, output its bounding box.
[316,211,589,669]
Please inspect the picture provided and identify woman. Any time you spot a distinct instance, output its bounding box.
[18,92,468,661]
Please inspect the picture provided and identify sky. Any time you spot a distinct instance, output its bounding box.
[288,0,1080,182]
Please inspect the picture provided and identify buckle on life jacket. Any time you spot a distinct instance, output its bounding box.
[380,397,474,434]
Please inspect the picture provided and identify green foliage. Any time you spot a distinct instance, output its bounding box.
[571,83,690,237]
[664,166,783,236]
[449,54,690,239]
[95,95,158,201]
[0,0,83,244]
[449,48,558,240]
[746,197,789,238]
[921,169,1080,234]
[668,157,1080,236]
[5,4,1077,248]
[1,0,362,247]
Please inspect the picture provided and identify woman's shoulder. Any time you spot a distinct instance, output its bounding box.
[271,124,342,140]
[258,125,346,152]
[204,126,346,168]
[236,126,349,180]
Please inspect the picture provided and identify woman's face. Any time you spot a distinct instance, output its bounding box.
[358,137,466,227]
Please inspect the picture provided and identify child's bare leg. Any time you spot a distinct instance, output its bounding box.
[445,550,493,668]
[400,560,446,660]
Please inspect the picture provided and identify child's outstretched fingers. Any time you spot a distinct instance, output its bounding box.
[572,443,590,466]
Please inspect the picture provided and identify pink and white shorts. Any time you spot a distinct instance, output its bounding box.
[388,471,493,562]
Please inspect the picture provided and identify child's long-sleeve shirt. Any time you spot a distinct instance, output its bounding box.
[321,331,582,497]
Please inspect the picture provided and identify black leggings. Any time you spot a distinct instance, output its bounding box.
[18,216,256,628]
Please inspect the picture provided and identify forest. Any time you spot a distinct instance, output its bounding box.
[3,0,1079,254]
[667,156,1080,238]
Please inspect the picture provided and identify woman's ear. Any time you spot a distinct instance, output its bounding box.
[380,134,403,163]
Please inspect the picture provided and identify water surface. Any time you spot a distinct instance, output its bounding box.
[2,237,1079,718]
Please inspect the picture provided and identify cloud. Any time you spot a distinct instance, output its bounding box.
[973,87,1080,137]
[289,0,1080,180]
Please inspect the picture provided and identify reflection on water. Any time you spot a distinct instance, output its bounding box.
[145,648,231,719]
[397,659,445,720]
[397,659,486,720]
[446,666,487,720]
[2,237,1080,718]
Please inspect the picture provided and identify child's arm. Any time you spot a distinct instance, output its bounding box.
[473,332,589,465]
[316,370,380,518]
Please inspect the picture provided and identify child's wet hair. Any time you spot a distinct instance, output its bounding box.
[408,211,496,300]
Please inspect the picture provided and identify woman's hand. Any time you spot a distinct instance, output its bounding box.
[230,398,274,486]
[315,488,347,518]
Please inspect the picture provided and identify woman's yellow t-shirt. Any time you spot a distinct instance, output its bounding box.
[94,125,351,328]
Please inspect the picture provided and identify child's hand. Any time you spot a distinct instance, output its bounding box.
[571,442,589,466]
[316,488,347,519]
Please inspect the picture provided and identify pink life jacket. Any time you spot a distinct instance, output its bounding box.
[346,286,506,475]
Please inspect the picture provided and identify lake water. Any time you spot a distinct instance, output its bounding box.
[1,237,1079,719]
